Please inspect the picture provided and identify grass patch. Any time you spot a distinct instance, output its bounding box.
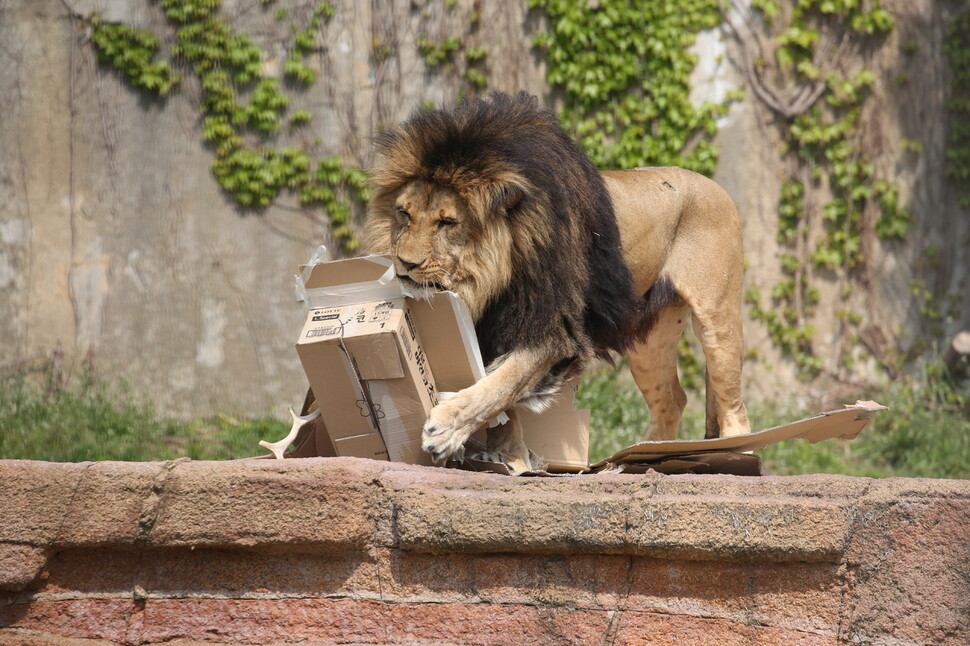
[2,363,966,479]
[578,363,970,479]
[0,373,282,462]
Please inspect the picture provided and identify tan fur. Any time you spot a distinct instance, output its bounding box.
[366,165,750,471]
[607,167,750,440]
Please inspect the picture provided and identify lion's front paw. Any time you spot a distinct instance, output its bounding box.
[422,401,480,465]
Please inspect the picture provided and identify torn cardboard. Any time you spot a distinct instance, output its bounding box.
[591,401,888,475]
[296,297,439,465]
[294,254,439,466]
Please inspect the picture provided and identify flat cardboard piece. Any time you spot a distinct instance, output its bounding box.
[600,452,763,476]
[590,401,887,471]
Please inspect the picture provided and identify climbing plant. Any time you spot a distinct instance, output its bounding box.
[414,0,490,99]
[944,0,970,207]
[87,0,368,252]
[529,0,733,390]
[725,0,910,378]
[529,0,729,176]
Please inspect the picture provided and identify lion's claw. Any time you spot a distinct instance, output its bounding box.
[429,445,464,466]
[422,423,446,438]
[422,401,478,465]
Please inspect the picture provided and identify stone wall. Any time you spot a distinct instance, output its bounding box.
[1,458,968,645]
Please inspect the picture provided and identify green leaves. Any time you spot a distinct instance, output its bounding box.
[745,0,916,376]
[91,0,365,252]
[284,5,333,85]
[944,4,970,205]
[418,36,462,67]
[532,0,729,176]
[415,31,488,94]
[91,21,180,95]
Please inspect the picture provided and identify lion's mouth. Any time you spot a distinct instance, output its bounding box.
[398,275,447,292]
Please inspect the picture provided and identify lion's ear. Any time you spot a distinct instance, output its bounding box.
[497,185,524,217]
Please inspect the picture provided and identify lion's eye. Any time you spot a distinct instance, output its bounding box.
[437,218,457,230]
[395,207,411,223]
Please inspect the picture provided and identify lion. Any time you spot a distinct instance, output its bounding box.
[364,92,749,473]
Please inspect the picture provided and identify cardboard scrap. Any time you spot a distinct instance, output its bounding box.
[281,251,589,471]
[599,452,764,476]
[590,401,888,475]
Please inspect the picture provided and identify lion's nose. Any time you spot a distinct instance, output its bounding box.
[398,257,423,272]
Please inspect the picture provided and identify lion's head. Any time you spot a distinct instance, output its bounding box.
[364,92,641,366]
[363,176,518,322]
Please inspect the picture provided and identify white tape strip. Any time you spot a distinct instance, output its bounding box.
[295,247,404,308]
[441,294,488,382]
[303,272,402,309]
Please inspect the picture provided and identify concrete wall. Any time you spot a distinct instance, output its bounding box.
[0,0,967,418]
[1,458,968,645]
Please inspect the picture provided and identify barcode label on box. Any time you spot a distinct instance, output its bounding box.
[307,326,340,338]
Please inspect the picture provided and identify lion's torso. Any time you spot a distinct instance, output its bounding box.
[602,167,744,297]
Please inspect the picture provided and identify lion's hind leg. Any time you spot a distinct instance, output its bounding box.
[629,302,691,441]
[690,300,750,438]
[468,416,534,474]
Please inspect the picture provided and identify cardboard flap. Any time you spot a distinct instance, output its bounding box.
[515,395,590,472]
[343,334,405,380]
[592,401,887,469]
[409,293,486,391]
[297,255,406,308]
[303,256,394,289]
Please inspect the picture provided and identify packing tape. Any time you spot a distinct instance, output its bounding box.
[296,246,407,308]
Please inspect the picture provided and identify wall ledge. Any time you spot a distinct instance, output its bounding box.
[1,458,968,645]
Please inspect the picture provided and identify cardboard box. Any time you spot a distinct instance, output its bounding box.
[296,297,439,465]
[290,252,590,471]
[294,254,440,466]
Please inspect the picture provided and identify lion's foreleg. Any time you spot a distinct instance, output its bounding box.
[422,347,556,466]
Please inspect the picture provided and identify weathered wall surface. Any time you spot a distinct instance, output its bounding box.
[0,0,966,417]
[1,458,968,645]
[0,0,549,417]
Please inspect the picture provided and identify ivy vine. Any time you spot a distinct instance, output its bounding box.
[944,0,970,207]
[728,0,910,378]
[530,0,729,176]
[89,0,368,252]
[90,20,181,95]
[530,0,733,390]
[415,3,489,97]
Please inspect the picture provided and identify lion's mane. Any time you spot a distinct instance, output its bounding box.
[365,92,643,379]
